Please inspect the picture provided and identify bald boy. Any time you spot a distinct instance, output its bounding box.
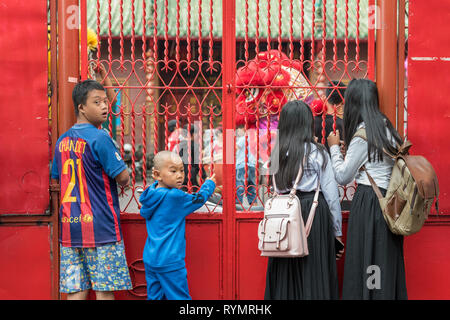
[152,150,181,170]
[139,150,216,300]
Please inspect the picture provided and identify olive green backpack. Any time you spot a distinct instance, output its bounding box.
[354,128,439,236]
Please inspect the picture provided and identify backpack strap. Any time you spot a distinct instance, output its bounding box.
[353,128,367,141]
[272,156,306,196]
[354,127,411,158]
[361,166,384,200]
[354,128,413,202]
[353,128,384,200]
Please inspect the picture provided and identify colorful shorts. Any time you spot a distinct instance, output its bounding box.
[60,241,132,293]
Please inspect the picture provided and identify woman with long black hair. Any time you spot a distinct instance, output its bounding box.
[327,78,407,299]
[264,100,343,300]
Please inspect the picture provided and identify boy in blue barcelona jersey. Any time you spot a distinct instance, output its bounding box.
[139,151,216,300]
[51,79,132,300]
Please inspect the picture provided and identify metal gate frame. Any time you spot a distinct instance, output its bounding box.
[3,0,449,301]
[56,0,409,299]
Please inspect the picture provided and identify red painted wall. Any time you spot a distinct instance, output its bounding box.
[0,1,55,299]
[404,222,450,299]
[0,225,54,299]
[404,0,450,299]
[408,0,450,213]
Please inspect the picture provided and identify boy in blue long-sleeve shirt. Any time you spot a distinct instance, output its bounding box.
[139,150,216,300]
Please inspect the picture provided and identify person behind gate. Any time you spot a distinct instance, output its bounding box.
[264,100,344,300]
[327,78,407,300]
[51,79,132,300]
[139,151,216,300]
[235,125,257,207]
[313,80,345,153]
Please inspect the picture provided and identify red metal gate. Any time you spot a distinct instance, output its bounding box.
[403,0,450,299]
[77,0,374,299]
[2,0,449,300]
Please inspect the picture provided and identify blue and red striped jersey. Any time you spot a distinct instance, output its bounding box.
[51,123,127,248]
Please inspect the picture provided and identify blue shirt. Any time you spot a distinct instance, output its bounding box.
[236,135,256,169]
[139,179,216,272]
[51,123,127,247]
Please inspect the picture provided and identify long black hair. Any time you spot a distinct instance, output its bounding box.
[270,100,327,191]
[343,79,402,162]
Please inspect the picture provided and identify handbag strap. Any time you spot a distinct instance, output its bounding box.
[271,156,320,237]
[305,178,321,237]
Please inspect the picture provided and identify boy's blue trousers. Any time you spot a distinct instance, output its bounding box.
[144,265,191,300]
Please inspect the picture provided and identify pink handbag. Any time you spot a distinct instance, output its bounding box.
[258,159,320,257]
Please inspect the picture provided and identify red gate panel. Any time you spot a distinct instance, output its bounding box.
[404,224,450,300]
[0,0,49,214]
[404,0,450,300]
[186,220,223,299]
[408,0,450,214]
[0,225,55,299]
[236,218,267,300]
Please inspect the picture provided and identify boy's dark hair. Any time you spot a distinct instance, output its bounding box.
[325,81,346,106]
[72,79,105,116]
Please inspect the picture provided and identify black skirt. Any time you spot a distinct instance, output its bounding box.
[342,185,408,300]
[264,191,339,300]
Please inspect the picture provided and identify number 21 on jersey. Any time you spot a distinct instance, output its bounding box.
[62,158,86,203]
